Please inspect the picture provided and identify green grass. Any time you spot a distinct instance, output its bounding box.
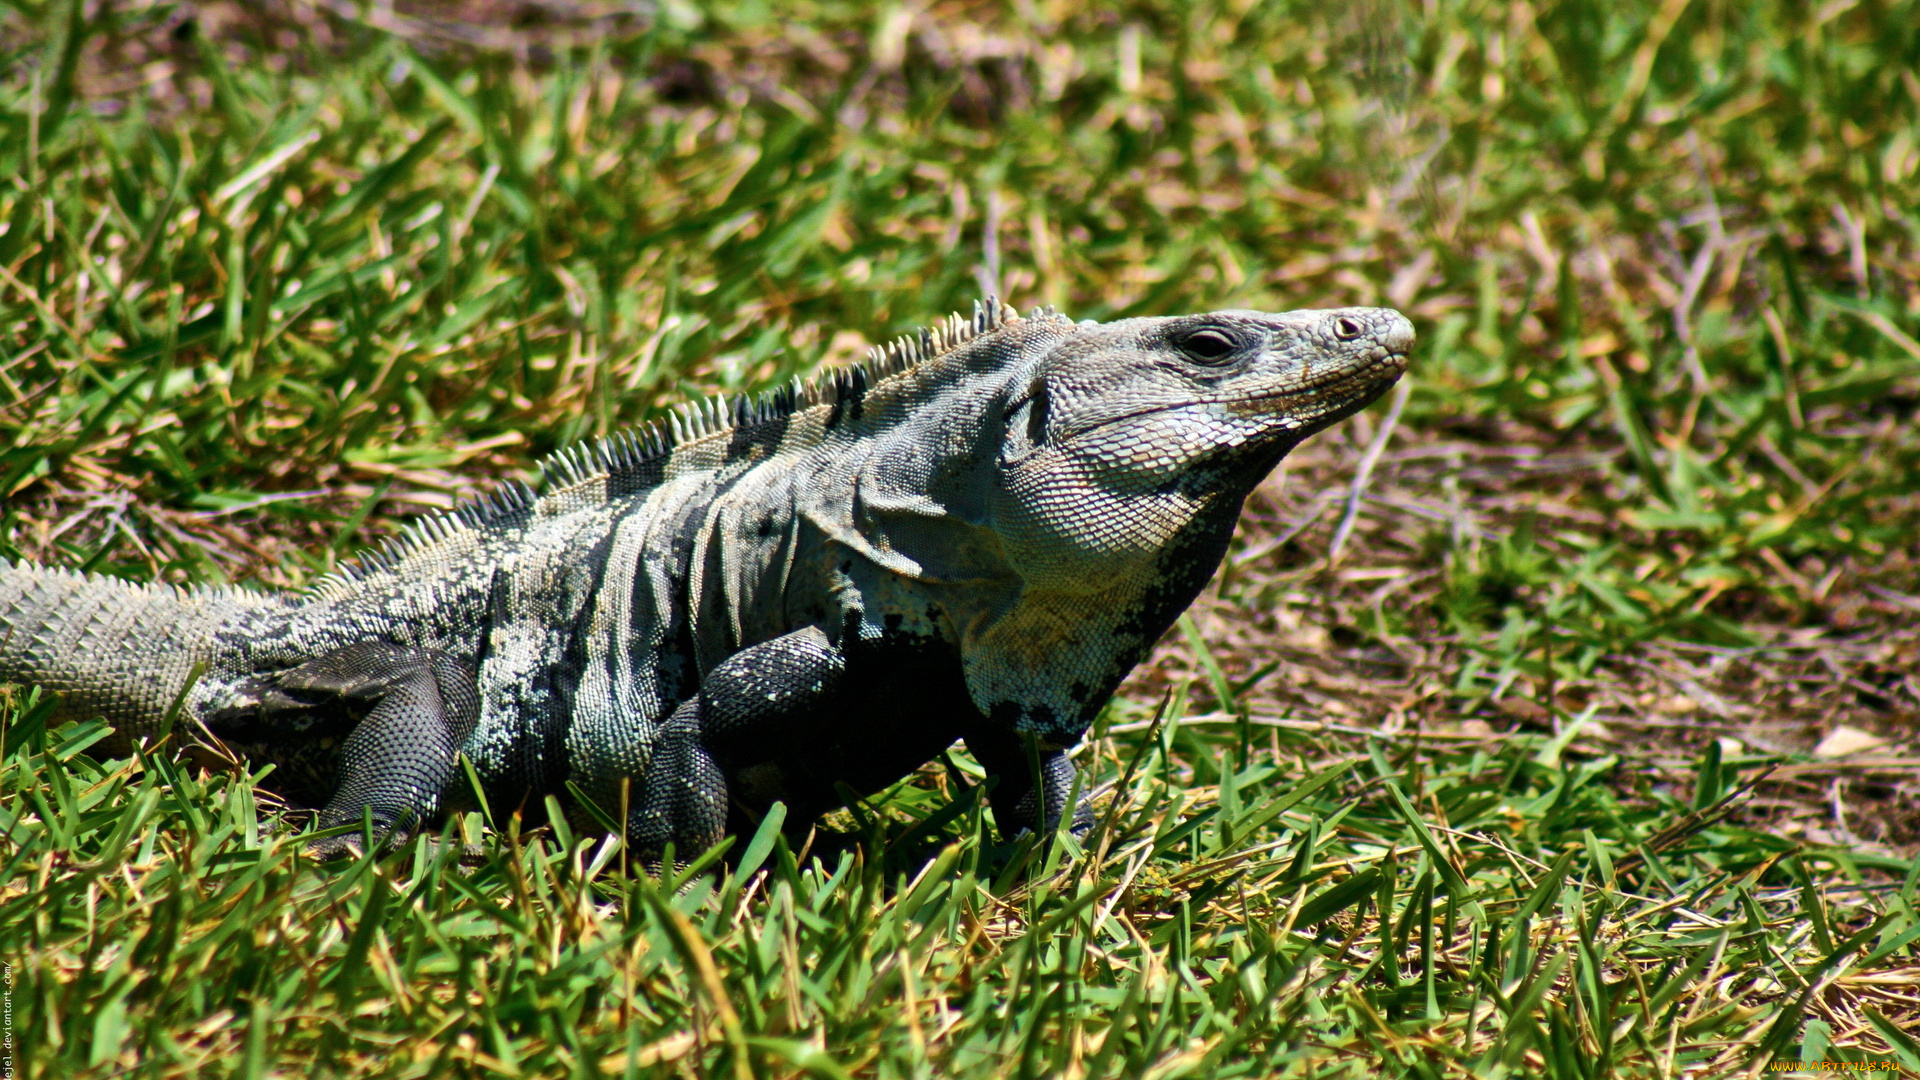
[7,697,1919,1077]
[4,0,1920,1075]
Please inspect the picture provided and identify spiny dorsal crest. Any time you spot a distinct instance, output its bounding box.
[544,296,1028,489]
[316,298,1046,591]
[0,556,261,608]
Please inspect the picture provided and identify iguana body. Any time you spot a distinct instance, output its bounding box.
[1,301,1412,857]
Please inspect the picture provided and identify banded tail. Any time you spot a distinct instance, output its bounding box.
[0,560,263,752]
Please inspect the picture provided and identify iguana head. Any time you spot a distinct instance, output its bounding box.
[813,302,1411,743]
[991,306,1413,592]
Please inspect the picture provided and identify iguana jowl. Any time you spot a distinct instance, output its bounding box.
[1,301,1412,857]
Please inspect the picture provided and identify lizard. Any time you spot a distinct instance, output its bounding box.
[0,299,1413,859]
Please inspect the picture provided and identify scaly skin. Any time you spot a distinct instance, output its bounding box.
[1,301,1412,858]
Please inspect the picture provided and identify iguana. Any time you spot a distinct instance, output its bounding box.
[1,300,1412,859]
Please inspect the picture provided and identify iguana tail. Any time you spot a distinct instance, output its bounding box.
[0,559,262,751]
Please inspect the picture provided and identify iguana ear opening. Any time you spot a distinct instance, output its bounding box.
[999,380,1050,464]
[1023,382,1050,445]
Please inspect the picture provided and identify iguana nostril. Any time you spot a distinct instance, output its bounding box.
[1334,317,1362,340]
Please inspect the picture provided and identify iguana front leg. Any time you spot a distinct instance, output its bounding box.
[628,626,846,859]
[210,641,479,857]
[964,726,1094,842]
[625,627,1091,859]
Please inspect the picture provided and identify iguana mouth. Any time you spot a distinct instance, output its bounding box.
[1057,347,1409,446]
[1225,347,1410,421]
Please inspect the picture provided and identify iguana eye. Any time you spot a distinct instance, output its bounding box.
[1178,328,1240,364]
